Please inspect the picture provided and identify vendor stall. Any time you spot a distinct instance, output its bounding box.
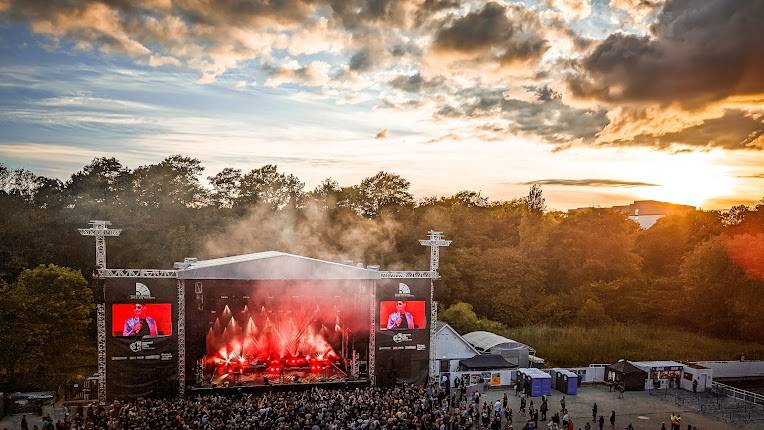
[633,361,684,390]
[606,359,647,391]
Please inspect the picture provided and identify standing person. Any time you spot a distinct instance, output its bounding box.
[520,395,526,415]
[692,379,698,395]
[503,393,508,409]
[592,403,598,422]
[560,396,566,412]
[21,415,29,430]
[598,416,604,430]
[609,411,616,429]
[660,423,666,430]
[540,398,547,421]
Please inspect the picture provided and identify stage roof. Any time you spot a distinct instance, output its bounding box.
[175,251,381,280]
[463,331,526,351]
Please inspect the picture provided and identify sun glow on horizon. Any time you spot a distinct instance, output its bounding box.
[638,151,734,208]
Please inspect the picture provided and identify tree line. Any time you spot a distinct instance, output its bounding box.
[1,155,763,388]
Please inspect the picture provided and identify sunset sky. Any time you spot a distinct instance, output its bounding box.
[0,0,762,210]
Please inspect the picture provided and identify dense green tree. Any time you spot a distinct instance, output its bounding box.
[66,157,132,208]
[237,165,304,210]
[0,265,93,390]
[545,208,641,293]
[208,167,242,209]
[350,171,414,218]
[131,155,207,208]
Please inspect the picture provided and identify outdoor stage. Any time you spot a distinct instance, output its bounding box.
[81,220,451,402]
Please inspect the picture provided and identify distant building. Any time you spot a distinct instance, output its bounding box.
[572,200,695,229]
[462,331,536,368]
[434,322,480,373]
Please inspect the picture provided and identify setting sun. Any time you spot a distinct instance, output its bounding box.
[639,152,734,207]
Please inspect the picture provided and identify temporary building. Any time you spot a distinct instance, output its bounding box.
[435,322,480,373]
[463,331,533,367]
[458,354,516,371]
[606,359,647,391]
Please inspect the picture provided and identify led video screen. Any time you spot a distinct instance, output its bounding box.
[379,300,426,330]
[111,303,173,337]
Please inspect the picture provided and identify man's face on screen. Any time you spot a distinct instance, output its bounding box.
[134,304,144,317]
[396,301,405,312]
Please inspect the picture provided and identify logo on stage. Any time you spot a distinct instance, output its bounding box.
[395,283,413,298]
[129,340,154,353]
[392,333,412,343]
[130,282,155,300]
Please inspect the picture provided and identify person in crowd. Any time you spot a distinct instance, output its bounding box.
[598,415,605,430]
[610,411,616,428]
[592,402,597,422]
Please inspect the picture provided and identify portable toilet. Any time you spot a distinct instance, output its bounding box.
[527,369,552,397]
[556,369,578,395]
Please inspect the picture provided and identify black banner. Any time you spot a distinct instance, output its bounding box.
[104,278,178,400]
[374,278,432,386]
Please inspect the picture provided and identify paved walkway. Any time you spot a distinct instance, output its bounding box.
[478,384,763,430]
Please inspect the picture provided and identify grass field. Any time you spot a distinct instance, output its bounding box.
[498,324,764,367]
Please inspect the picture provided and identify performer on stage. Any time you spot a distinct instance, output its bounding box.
[387,300,415,330]
[122,303,159,336]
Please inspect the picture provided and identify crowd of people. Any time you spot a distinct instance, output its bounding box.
[65,384,511,430]
[7,382,706,430]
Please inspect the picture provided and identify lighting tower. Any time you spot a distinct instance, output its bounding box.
[419,230,452,278]
[78,220,122,269]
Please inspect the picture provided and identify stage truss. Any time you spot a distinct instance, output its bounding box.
[98,268,177,278]
[369,287,376,385]
[177,280,186,396]
[96,303,106,405]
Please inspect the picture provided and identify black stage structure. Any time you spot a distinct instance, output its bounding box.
[81,221,451,403]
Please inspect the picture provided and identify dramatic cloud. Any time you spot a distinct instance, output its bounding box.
[608,0,665,25]
[436,87,609,144]
[430,2,548,68]
[548,0,592,21]
[523,178,658,187]
[607,110,764,150]
[375,128,388,139]
[568,0,764,106]
[264,60,332,88]
[388,73,445,93]
[2,0,761,156]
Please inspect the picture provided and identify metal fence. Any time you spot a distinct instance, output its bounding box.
[712,381,764,406]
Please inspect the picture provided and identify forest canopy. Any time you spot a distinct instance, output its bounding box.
[2,155,763,348]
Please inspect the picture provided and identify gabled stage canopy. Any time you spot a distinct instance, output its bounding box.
[175,251,381,280]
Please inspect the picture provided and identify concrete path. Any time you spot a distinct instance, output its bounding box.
[477,384,763,430]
